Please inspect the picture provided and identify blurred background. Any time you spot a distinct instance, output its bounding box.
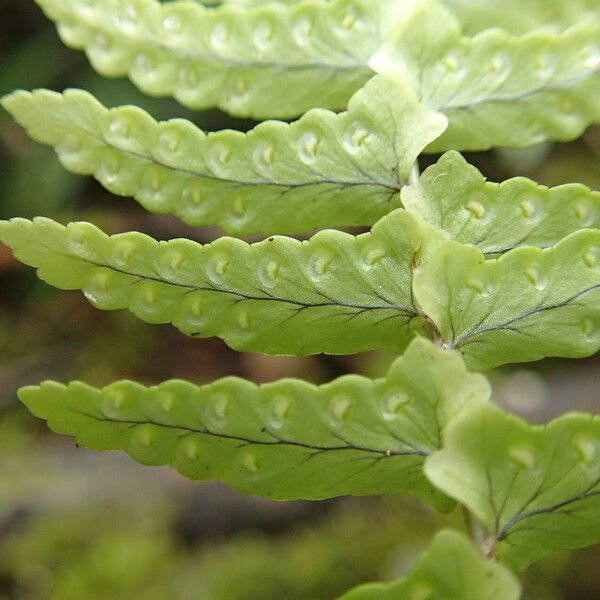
[1,1,600,598]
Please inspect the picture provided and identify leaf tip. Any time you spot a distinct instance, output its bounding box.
[17,384,44,411]
[19,380,69,417]
[0,90,29,114]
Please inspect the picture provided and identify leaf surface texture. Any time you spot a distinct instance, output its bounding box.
[0,210,444,355]
[444,0,600,35]
[373,1,600,150]
[403,151,600,256]
[426,404,600,571]
[2,76,447,236]
[18,338,489,506]
[35,0,399,118]
[337,530,520,600]
[414,230,600,369]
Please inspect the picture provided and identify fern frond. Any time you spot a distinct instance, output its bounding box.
[34,0,399,119]
[373,1,600,150]
[426,403,600,571]
[403,151,600,256]
[0,210,445,355]
[227,0,303,4]
[230,0,600,34]
[18,338,489,507]
[414,230,600,370]
[1,77,447,236]
[444,0,600,36]
[338,530,520,600]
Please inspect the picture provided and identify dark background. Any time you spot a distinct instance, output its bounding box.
[1,1,600,598]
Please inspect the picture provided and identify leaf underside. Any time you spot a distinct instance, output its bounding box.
[426,404,600,571]
[403,151,600,256]
[227,0,304,5]
[0,210,446,356]
[337,529,520,600]
[31,0,600,148]
[373,1,600,150]
[414,229,600,370]
[4,1,600,577]
[34,0,397,119]
[443,0,600,36]
[1,75,446,236]
[227,0,600,33]
[6,205,600,369]
[18,338,489,508]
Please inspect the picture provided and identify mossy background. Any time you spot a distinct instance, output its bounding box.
[1,1,600,598]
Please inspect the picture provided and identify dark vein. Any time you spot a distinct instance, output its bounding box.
[482,242,553,257]
[75,410,428,459]
[44,242,417,317]
[75,126,402,194]
[496,487,600,542]
[496,431,570,536]
[438,66,600,112]
[452,282,600,348]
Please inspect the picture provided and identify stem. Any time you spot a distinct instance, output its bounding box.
[432,328,444,348]
[461,504,485,547]
[420,314,447,349]
[409,157,449,350]
[409,160,420,186]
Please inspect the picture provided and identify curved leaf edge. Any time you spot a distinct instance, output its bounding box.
[1,75,447,236]
[337,528,521,599]
[425,402,600,572]
[16,337,490,508]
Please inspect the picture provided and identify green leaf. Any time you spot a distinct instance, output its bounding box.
[426,403,600,572]
[17,338,489,507]
[403,151,600,256]
[373,0,600,150]
[34,0,399,119]
[444,0,600,36]
[227,0,303,4]
[338,529,520,599]
[1,76,447,237]
[232,0,600,33]
[0,210,446,356]
[413,229,600,370]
